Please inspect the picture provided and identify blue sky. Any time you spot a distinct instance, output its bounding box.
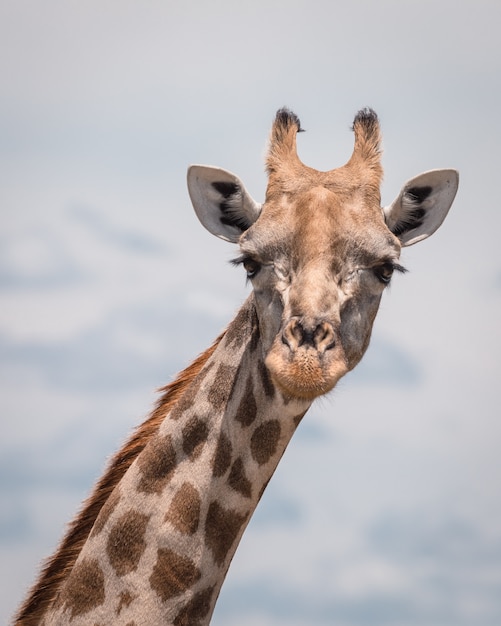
[1,1,500,624]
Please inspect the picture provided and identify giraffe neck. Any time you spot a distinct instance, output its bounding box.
[44,296,311,626]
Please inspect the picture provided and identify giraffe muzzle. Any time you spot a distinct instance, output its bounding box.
[265,316,347,400]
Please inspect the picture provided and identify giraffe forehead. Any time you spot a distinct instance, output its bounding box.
[242,185,396,265]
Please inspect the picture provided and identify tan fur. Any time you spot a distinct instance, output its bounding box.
[13,334,222,625]
[265,107,382,203]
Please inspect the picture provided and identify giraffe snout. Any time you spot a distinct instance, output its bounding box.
[282,317,336,353]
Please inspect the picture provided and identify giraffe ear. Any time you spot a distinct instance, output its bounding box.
[187,165,262,243]
[383,169,459,246]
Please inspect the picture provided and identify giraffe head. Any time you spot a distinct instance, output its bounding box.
[188,108,458,400]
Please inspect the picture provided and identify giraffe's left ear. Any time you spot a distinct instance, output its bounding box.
[383,169,459,246]
[187,165,262,243]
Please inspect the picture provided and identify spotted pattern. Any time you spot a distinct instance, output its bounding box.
[205,501,248,566]
[234,375,257,427]
[137,434,176,494]
[224,305,254,349]
[173,586,215,626]
[182,416,209,460]
[39,301,299,623]
[106,510,149,576]
[164,482,201,535]
[116,590,135,616]
[149,548,201,602]
[258,360,275,398]
[207,364,237,411]
[170,362,214,420]
[250,420,281,465]
[227,458,252,498]
[91,486,121,538]
[212,432,232,478]
[59,558,105,618]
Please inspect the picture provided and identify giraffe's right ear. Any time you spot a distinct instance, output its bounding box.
[187,165,262,243]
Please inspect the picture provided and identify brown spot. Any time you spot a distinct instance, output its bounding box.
[59,558,105,618]
[227,361,243,402]
[182,416,209,460]
[212,431,232,478]
[91,486,121,538]
[224,304,254,349]
[205,501,248,566]
[293,410,308,427]
[250,420,281,466]
[116,590,135,616]
[173,586,215,626]
[258,477,271,501]
[282,393,292,405]
[149,548,201,602]
[106,510,149,576]
[227,458,252,498]
[137,434,176,494]
[170,362,215,420]
[164,482,201,535]
[258,360,275,398]
[207,364,237,411]
[234,375,257,427]
[249,319,260,353]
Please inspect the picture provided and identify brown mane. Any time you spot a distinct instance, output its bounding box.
[13,334,223,625]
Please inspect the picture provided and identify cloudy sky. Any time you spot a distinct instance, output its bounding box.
[1,1,500,624]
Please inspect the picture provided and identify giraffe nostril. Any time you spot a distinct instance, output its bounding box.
[282,318,303,349]
[314,321,336,352]
[313,321,336,352]
[282,318,336,352]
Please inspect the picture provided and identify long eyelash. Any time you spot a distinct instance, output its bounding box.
[230,254,260,284]
[392,262,408,275]
[230,255,246,267]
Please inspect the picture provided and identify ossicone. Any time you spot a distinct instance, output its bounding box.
[348,107,383,174]
[266,107,304,177]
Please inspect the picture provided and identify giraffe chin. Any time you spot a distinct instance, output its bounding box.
[265,346,349,401]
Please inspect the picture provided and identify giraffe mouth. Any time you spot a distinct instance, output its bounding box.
[265,345,348,400]
[264,327,349,400]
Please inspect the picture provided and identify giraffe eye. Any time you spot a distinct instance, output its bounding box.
[373,261,407,284]
[231,255,262,280]
[373,262,395,284]
[242,258,261,279]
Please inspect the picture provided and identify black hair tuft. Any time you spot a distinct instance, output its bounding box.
[275,107,304,132]
[352,107,380,141]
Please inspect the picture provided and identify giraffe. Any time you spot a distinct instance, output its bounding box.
[14,107,458,625]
